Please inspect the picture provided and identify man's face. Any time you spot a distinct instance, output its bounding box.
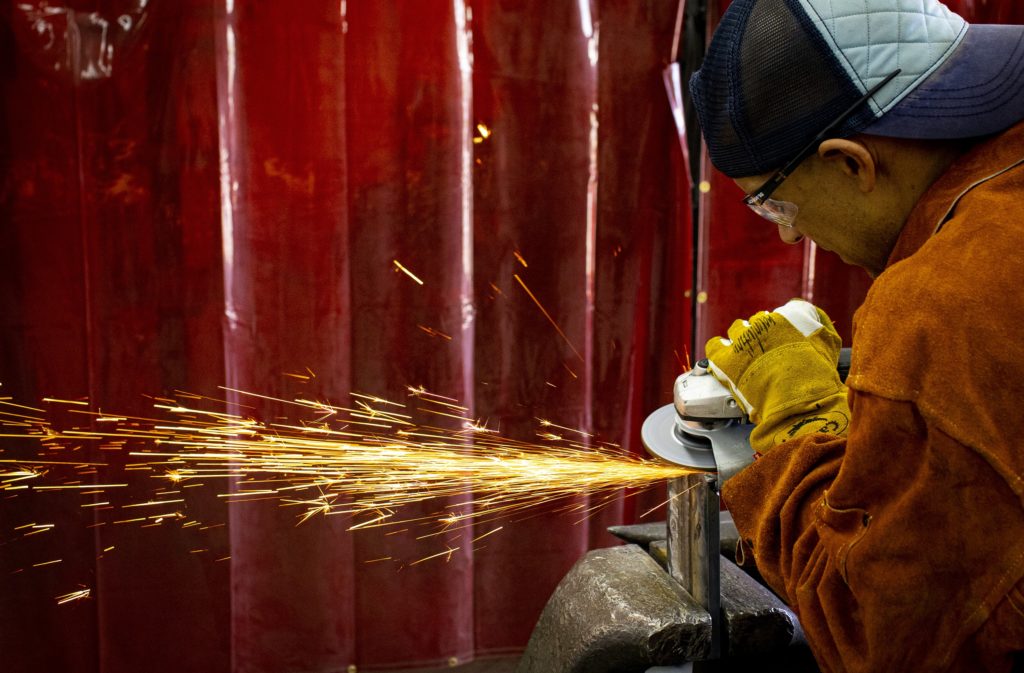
[732,149,897,276]
[734,174,861,264]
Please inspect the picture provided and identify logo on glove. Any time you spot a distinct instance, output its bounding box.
[775,410,849,444]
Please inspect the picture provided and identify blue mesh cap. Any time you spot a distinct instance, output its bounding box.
[690,0,1024,178]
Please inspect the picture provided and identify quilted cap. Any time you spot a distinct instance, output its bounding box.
[690,0,1024,178]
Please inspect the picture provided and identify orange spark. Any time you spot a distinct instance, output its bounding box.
[473,123,492,144]
[537,418,594,438]
[513,274,584,362]
[417,325,453,341]
[410,546,459,566]
[55,588,91,605]
[42,398,89,406]
[471,526,503,543]
[392,260,425,285]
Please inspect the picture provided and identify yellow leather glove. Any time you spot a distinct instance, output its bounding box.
[704,299,850,454]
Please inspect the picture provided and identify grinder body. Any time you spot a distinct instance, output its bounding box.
[641,361,755,483]
[643,348,851,477]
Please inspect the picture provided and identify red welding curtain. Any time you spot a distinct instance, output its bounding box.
[0,1,691,671]
[1,1,1020,672]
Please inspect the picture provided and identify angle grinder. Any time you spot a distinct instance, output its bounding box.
[643,348,851,482]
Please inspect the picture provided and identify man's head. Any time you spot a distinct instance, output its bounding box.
[689,0,1024,275]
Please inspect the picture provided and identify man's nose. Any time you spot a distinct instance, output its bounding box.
[778,224,804,244]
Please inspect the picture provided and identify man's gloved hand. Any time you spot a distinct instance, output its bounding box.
[704,299,850,454]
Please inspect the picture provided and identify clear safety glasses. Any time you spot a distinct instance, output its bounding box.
[742,69,902,228]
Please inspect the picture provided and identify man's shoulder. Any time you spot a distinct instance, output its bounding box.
[848,175,1024,470]
[869,163,1024,324]
[853,183,1024,375]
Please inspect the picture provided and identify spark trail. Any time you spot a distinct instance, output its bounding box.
[0,389,698,535]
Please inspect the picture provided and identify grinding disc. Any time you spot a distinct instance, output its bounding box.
[643,404,756,482]
[641,403,717,470]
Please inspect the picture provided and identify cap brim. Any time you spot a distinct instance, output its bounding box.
[865,23,1024,140]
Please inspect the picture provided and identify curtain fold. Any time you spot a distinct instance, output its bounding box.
[216,1,357,671]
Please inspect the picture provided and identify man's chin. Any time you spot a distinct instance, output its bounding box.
[827,249,876,277]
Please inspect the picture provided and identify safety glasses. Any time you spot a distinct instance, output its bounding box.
[743,69,902,228]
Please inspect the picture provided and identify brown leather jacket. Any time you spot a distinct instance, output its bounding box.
[723,122,1024,673]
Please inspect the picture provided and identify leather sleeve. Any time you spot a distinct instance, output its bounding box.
[722,391,1024,673]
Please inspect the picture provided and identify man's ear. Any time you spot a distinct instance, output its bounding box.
[818,138,876,193]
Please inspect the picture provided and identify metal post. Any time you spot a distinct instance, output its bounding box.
[667,473,721,660]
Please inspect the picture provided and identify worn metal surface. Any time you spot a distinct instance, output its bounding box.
[719,510,740,558]
[516,545,711,673]
[650,539,669,568]
[607,522,668,549]
[518,543,817,670]
[719,556,796,657]
[642,550,802,658]
[607,512,738,558]
[668,474,721,659]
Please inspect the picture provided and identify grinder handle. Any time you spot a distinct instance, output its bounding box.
[837,347,852,383]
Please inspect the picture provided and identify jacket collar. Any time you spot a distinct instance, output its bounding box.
[886,121,1024,269]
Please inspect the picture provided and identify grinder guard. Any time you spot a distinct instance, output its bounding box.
[642,362,755,483]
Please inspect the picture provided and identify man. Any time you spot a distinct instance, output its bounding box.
[687,1,1024,671]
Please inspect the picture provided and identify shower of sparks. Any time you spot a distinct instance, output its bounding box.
[513,274,584,363]
[0,389,698,544]
[392,259,425,285]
